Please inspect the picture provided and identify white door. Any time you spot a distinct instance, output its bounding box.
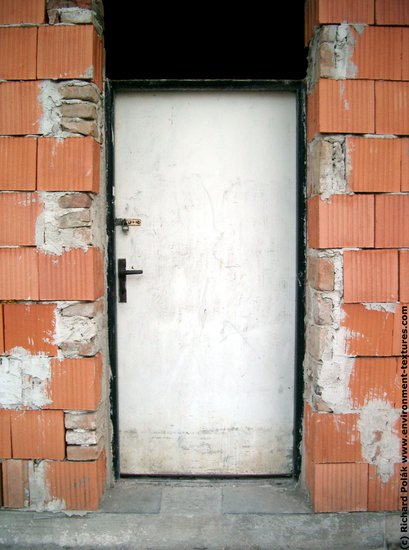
[114,90,297,475]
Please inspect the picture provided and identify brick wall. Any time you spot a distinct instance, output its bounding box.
[0,0,108,511]
[304,0,407,512]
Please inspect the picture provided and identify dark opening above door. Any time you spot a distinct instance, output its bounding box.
[103,2,307,81]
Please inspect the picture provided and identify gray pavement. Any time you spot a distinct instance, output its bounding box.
[0,478,401,549]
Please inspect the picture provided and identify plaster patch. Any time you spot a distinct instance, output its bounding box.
[315,356,355,413]
[28,461,48,511]
[363,303,396,313]
[358,399,400,481]
[0,350,51,408]
[39,81,62,136]
[54,314,97,345]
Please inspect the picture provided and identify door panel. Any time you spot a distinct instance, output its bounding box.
[114,91,297,475]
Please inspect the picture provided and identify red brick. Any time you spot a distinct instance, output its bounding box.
[67,437,104,461]
[0,81,42,135]
[307,256,335,291]
[343,249,398,303]
[376,82,409,135]
[0,27,37,81]
[37,137,100,192]
[349,357,398,409]
[305,0,318,47]
[92,29,104,90]
[0,192,42,246]
[312,463,368,512]
[402,29,409,81]
[375,194,409,248]
[346,137,401,193]
[368,464,399,511]
[0,304,3,355]
[318,0,374,24]
[308,79,375,137]
[376,0,409,25]
[401,139,409,190]
[1,460,29,508]
[342,304,394,356]
[0,138,37,191]
[39,248,104,301]
[37,25,101,85]
[0,0,45,24]
[46,452,106,510]
[0,410,12,458]
[352,26,402,81]
[310,412,363,463]
[400,252,409,302]
[308,194,374,249]
[48,355,102,410]
[11,410,65,460]
[392,303,409,356]
[0,248,39,300]
[3,303,57,356]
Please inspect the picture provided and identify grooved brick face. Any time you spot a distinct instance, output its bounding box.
[392,303,409,357]
[342,304,394,356]
[308,194,374,248]
[402,29,409,81]
[375,194,409,248]
[343,249,398,303]
[376,0,409,24]
[346,137,401,193]
[0,27,37,80]
[402,139,409,191]
[37,25,102,87]
[37,137,100,192]
[348,358,398,409]
[319,0,374,24]
[0,248,39,300]
[304,0,374,46]
[48,355,102,410]
[0,138,37,191]
[368,464,400,512]
[309,412,363,463]
[0,82,42,135]
[312,463,369,512]
[11,410,65,460]
[376,82,409,135]
[0,304,3,354]
[46,451,106,510]
[308,80,375,139]
[39,248,104,301]
[3,303,57,356]
[351,26,402,81]
[400,252,409,303]
[1,460,29,509]
[0,410,12,458]
[0,0,45,24]
[0,192,42,246]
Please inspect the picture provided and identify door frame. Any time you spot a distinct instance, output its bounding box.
[105,79,306,479]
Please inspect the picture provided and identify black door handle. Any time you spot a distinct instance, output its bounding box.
[118,258,143,303]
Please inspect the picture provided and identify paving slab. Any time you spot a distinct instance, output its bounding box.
[100,480,162,514]
[222,478,311,514]
[160,485,222,515]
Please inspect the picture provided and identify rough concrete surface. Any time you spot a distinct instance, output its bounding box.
[0,478,399,549]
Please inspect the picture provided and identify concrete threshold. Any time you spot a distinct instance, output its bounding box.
[0,478,401,549]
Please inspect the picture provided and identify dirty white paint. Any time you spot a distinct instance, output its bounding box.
[358,399,400,481]
[115,91,297,475]
[0,348,51,407]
